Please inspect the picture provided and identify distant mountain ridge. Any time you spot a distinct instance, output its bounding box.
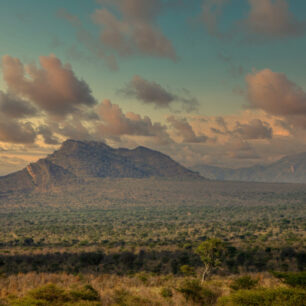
[0,139,202,194]
[192,152,306,183]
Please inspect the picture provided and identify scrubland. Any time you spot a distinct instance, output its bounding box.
[0,179,305,305]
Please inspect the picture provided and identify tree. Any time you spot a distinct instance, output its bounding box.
[195,238,225,282]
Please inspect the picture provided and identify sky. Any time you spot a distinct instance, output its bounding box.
[1,0,306,175]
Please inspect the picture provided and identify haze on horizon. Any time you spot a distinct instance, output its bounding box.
[1,0,306,176]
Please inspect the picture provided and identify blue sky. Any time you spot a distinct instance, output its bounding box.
[1,0,305,115]
[0,0,306,174]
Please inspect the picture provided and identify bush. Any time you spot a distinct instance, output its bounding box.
[230,275,259,290]
[160,287,173,298]
[272,271,306,288]
[218,288,306,306]
[112,289,152,306]
[28,283,70,304]
[177,279,219,305]
[69,284,100,301]
[10,283,100,306]
[10,296,47,306]
[180,265,195,276]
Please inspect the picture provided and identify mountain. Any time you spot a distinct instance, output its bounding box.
[0,139,202,195]
[192,152,306,183]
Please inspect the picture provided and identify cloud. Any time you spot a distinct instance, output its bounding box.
[244,0,306,39]
[201,0,230,38]
[0,116,36,144]
[92,0,177,60]
[209,114,273,139]
[2,54,97,117]
[200,0,306,41]
[246,69,306,128]
[215,116,228,130]
[227,139,259,159]
[120,75,199,112]
[50,119,93,142]
[180,110,300,165]
[122,75,174,107]
[57,8,82,27]
[0,155,29,176]
[37,125,60,145]
[0,91,38,119]
[246,69,306,116]
[234,119,273,140]
[58,9,118,70]
[167,116,208,143]
[274,119,293,133]
[96,99,171,144]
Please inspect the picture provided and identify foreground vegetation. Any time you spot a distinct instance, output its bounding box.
[0,271,305,305]
[0,178,305,304]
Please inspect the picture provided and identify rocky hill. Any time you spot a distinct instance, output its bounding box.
[192,152,306,183]
[0,139,202,195]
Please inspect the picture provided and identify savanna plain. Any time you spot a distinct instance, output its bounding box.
[0,178,305,305]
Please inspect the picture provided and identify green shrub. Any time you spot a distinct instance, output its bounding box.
[160,287,173,298]
[10,283,101,306]
[112,289,152,306]
[218,288,306,306]
[69,284,100,301]
[180,265,195,276]
[28,284,70,304]
[230,275,259,290]
[177,279,219,305]
[10,296,47,306]
[272,271,306,288]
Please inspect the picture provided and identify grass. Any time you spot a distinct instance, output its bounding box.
[1,272,304,305]
[218,288,306,306]
[9,283,100,306]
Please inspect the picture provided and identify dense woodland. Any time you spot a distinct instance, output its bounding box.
[0,178,305,305]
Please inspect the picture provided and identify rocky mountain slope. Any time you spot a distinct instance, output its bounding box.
[0,139,202,195]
